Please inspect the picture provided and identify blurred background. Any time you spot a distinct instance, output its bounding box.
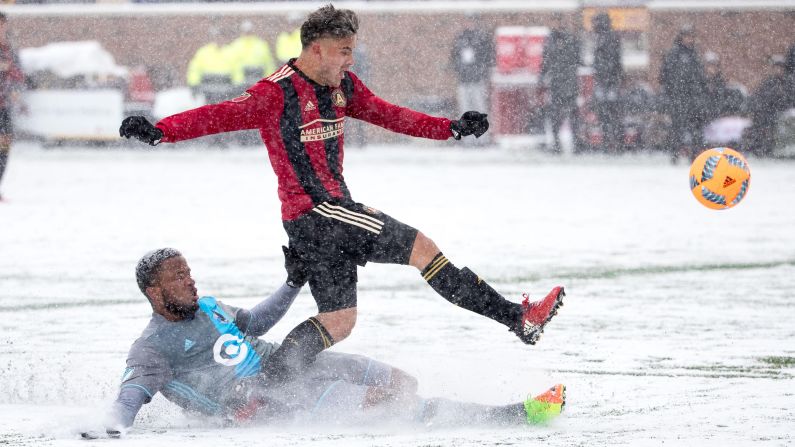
[0,0,792,158]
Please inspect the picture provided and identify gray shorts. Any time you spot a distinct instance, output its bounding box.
[254,351,394,422]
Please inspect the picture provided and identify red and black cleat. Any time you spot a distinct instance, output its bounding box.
[511,286,565,345]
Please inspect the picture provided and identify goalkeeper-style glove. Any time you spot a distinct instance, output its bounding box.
[450,111,489,140]
[80,428,121,439]
[119,116,163,146]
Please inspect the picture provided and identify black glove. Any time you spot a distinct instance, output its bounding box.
[80,428,121,439]
[450,111,489,140]
[283,245,309,288]
[119,116,163,146]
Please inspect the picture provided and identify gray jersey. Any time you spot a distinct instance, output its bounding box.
[112,285,395,428]
[121,296,277,415]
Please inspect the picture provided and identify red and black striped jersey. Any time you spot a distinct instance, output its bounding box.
[156,60,453,220]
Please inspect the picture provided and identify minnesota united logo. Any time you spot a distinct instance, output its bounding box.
[331,89,346,107]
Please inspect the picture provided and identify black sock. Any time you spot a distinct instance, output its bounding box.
[261,317,334,385]
[421,253,521,328]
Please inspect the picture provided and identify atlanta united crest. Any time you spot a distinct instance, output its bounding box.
[332,89,346,107]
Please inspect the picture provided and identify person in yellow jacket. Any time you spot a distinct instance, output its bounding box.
[186,28,233,91]
[275,12,304,63]
[227,20,276,86]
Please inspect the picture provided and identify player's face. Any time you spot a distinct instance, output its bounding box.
[151,256,199,319]
[315,36,356,87]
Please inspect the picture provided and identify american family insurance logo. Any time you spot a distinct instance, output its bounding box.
[299,118,345,142]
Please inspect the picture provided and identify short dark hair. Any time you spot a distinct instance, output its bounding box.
[136,248,182,298]
[300,4,359,48]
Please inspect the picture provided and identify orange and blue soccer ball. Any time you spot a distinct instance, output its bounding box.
[689,147,751,210]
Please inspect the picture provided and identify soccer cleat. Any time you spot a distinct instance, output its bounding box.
[524,384,566,424]
[511,286,565,345]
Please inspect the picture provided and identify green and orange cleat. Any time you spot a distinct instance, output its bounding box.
[524,384,566,424]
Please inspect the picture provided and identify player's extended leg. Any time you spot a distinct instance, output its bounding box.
[260,350,565,427]
[304,381,566,427]
[243,378,564,428]
[417,383,566,426]
[410,231,564,345]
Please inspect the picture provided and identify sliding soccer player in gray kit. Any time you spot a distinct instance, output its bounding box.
[81,248,564,438]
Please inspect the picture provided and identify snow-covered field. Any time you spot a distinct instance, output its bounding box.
[1,141,793,446]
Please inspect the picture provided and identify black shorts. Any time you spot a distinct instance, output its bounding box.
[283,200,418,312]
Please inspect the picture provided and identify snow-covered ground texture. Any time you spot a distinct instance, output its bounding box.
[1,141,793,446]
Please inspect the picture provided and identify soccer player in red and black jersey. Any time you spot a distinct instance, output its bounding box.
[120,5,565,385]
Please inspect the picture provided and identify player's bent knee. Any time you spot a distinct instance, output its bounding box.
[316,307,357,342]
[409,231,441,270]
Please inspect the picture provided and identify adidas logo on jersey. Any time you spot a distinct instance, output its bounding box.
[304,101,316,112]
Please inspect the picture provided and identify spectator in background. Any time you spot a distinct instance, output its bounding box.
[785,42,795,77]
[227,20,276,86]
[659,26,707,162]
[275,12,304,64]
[541,13,582,154]
[744,55,791,157]
[186,27,234,104]
[703,51,729,120]
[591,12,624,154]
[704,52,747,117]
[451,14,494,145]
[0,13,24,202]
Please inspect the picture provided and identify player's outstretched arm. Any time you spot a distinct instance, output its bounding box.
[236,246,307,337]
[345,72,455,140]
[120,82,282,145]
[346,73,489,141]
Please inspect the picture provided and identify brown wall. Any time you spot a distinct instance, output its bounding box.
[9,11,561,105]
[7,7,795,105]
